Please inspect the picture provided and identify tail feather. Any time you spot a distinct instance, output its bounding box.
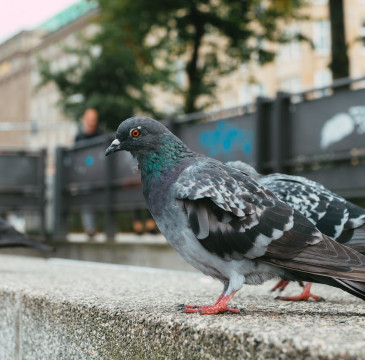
[263,234,365,301]
[346,243,365,255]
[333,279,365,301]
[264,235,365,282]
[281,271,365,301]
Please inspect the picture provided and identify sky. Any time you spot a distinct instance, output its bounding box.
[0,0,78,43]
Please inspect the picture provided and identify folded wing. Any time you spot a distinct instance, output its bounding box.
[175,161,365,282]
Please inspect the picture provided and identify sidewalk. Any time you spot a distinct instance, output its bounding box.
[0,255,364,359]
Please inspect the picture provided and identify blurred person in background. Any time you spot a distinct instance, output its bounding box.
[75,108,103,142]
[75,108,104,239]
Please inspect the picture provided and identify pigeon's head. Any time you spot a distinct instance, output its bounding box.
[105,117,171,156]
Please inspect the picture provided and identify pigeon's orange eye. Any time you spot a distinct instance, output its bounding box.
[130,128,140,138]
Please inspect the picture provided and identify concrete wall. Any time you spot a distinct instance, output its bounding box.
[0,255,364,359]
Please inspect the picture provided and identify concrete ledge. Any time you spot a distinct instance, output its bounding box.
[0,235,195,272]
[51,238,194,271]
[0,255,364,360]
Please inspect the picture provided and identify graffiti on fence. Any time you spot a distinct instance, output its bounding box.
[198,120,254,161]
[321,105,365,149]
[85,156,94,167]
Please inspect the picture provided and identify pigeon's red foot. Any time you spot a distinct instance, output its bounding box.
[179,292,239,315]
[182,293,225,310]
[271,279,290,292]
[275,282,324,302]
[181,304,240,315]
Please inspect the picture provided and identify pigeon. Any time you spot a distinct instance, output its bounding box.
[227,160,365,301]
[0,217,51,251]
[106,117,365,314]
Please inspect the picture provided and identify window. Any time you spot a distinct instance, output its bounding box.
[278,24,301,60]
[239,83,265,106]
[313,69,332,97]
[313,20,331,55]
[314,69,332,87]
[278,77,302,93]
[239,84,251,106]
[255,83,266,97]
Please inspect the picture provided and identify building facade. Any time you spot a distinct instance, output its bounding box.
[0,0,365,165]
[212,0,365,110]
[0,0,98,172]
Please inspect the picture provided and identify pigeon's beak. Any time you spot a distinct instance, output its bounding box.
[105,139,122,156]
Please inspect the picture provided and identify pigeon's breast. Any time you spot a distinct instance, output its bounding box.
[141,159,193,215]
[153,195,231,280]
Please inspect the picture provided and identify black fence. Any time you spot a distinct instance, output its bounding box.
[266,77,365,199]
[174,106,257,164]
[50,75,365,238]
[0,148,46,235]
[54,136,145,238]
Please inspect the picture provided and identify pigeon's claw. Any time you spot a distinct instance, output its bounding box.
[271,279,290,292]
[275,282,325,302]
[182,304,240,315]
[177,304,212,311]
[180,292,239,315]
[181,304,212,310]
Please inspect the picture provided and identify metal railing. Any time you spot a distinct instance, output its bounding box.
[0,148,47,235]
[4,76,364,239]
[53,135,145,238]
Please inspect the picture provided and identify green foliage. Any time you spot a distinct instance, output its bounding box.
[39,0,307,128]
[38,30,156,130]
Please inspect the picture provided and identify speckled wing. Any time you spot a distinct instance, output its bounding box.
[259,174,365,248]
[175,160,323,261]
[175,161,365,281]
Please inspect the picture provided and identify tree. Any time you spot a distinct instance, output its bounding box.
[328,0,349,81]
[40,0,307,128]
[38,22,156,130]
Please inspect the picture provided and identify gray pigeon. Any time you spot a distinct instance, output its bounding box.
[227,160,365,301]
[106,117,365,314]
[0,218,51,251]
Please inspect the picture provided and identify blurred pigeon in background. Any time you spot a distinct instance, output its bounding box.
[0,217,51,251]
[106,117,365,315]
[227,160,365,301]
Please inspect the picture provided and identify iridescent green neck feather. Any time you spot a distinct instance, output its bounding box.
[137,135,191,180]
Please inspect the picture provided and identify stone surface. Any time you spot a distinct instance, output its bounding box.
[0,255,364,360]
[0,291,18,360]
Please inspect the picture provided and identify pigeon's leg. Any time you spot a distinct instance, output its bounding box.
[183,281,228,310]
[271,279,290,292]
[181,277,243,315]
[275,282,324,302]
